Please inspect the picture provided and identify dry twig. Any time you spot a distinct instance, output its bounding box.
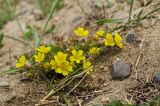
[134,39,145,79]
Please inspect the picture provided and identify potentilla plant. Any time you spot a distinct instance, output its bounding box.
[16,26,123,81]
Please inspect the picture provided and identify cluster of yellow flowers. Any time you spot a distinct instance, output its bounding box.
[16,26,123,78]
[34,46,51,62]
[103,33,123,48]
[16,55,26,68]
[74,27,123,48]
[16,47,93,76]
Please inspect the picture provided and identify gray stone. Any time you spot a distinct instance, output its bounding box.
[153,73,160,84]
[126,33,135,44]
[111,59,131,80]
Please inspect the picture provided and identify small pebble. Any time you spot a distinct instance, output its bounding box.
[153,73,160,84]
[126,33,135,44]
[0,81,9,88]
[99,65,104,70]
[100,97,110,103]
[111,59,131,80]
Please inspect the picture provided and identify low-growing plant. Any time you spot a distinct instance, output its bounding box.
[15,27,123,98]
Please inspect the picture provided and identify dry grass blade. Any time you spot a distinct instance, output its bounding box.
[65,73,87,96]
[4,35,32,48]
[40,66,93,101]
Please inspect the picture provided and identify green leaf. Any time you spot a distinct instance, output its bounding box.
[96,19,124,24]
[136,8,144,20]
[93,103,103,106]
[128,0,134,22]
[0,32,4,48]
[0,67,19,76]
[105,100,125,106]
[24,25,33,39]
[127,0,133,5]
[144,0,153,7]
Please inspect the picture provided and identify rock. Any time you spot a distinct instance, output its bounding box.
[126,33,135,44]
[99,65,104,70]
[153,73,160,84]
[0,81,9,88]
[111,59,131,80]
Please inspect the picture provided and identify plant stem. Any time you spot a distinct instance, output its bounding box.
[141,7,160,20]
[38,0,60,46]
[4,35,32,48]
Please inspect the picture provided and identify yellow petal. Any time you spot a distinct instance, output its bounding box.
[114,33,123,48]
[62,70,69,76]
[69,56,75,62]
[78,50,83,56]
[72,49,77,55]
[55,67,62,73]
[67,66,73,72]
[16,63,22,68]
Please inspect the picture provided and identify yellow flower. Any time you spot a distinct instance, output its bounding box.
[96,30,105,37]
[50,60,73,76]
[44,62,50,69]
[69,49,85,63]
[74,27,89,37]
[54,52,67,64]
[37,46,51,53]
[70,62,75,67]
[103,33,115,47]
[16,55,26,68]
[88,47,100,55]
[83,61,93,74]
[34,52,45,62]
[114,33,123,48]
[50,60,59,69]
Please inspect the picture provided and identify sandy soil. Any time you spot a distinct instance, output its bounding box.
[0,0,160,106]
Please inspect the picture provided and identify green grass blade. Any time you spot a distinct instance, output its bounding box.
[4,35,32,48]
[96,19,124,24]
[0,32,4,47]
[136,8,144,20]
[128,0,134,22]
[141,8,160,20]
[144,0,153,7]
[0,67,19,76]
[38,0,60,47]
